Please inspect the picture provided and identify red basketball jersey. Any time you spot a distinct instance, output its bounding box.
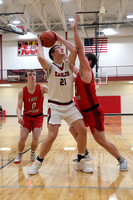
[23,84,44,116]
[75,71,98,110]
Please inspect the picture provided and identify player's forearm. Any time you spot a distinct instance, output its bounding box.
[16,107,22,119]
[37,41,45,61]
[73,27,83,51]
[37,40,48,70]
[57,34,77,54]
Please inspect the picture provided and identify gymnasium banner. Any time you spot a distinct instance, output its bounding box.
[7,69,47,82]
[18,41,38,56]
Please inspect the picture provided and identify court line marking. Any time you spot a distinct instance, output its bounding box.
[0,135,46,148]
[107,123,133,149]
[0,185,133,189]
[105,119,133,149]
[0,137,20,148]
[0,139,43,170]
[1,119,132,169]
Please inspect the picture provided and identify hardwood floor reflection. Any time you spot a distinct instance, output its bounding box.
[0,116,133,200]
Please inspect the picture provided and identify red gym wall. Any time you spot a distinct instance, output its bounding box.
[97,96,121,114]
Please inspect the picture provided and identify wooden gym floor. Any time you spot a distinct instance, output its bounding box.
[0,116,133,200]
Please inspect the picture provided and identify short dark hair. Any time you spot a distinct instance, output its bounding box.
[25,70,36,77]
[85,53,98,68]
[49,45,59,60]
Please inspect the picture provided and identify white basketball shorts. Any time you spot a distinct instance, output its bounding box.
[47,102,83,126]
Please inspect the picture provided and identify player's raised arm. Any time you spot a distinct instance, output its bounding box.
[37,38,49,71]
[71,15,91,72]
[53,32,77,66]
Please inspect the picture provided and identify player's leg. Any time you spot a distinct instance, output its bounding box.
[91,105,128,171]
[38,108,60,159]
[28,107,61,175]
[93,128,121,158]
[14,126,30,163]
[71,119,93,173]
[69,126,93,162]
[92,128,128,171]
[28,124,59,174]
[65,105,93,173]
[39,123,59,158]
[69,126,78,140]
[71,119,87,154]
[30,116,43,161]
[30,127,41,161]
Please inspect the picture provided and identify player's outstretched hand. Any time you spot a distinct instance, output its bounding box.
[71,15,79,30]
[51,31,61,41]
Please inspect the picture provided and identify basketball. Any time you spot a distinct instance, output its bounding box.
[40,31,57,47]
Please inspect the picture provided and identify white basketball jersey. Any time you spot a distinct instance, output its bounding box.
[47,59,74,103]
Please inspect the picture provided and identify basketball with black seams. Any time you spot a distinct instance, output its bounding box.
[40,31,57,47]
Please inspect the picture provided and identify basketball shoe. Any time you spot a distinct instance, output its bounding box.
[28,160,42,175]
[14,153,23,163]
[76,158,93,173]
[30,152,36,162]
[73,152,93,163]
[118,157,128,171]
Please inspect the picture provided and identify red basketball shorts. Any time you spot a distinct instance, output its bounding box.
[23,115,44,132]
[81,105,104,134]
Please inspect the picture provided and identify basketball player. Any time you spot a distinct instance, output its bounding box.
[14,70,48,163]
[69,15,128,171]
[28,34,93,174]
